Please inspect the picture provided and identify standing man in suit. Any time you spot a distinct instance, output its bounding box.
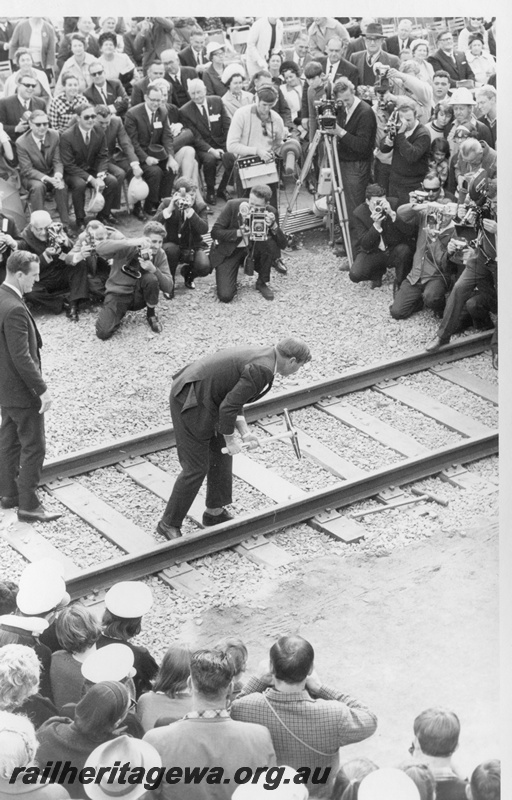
[383,19,414,57]
[380,98,431,206]
[156,337,311,539]
[0,71,46,143]
[0,250,61,523]
[124,83,179,216]
[16,110,70,228]
[283,34,312,76]
[84,62,129,118]
[178,27,207,70]
[60,104,118,231]
[319,37,359,87]
[427,30,475,88]
[160,49,196,108]
[349,23,400,86]
[180,78,234,206]
[130,62,166,107]
[0,197,21,286]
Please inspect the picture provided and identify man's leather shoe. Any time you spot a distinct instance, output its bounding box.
[147,314,163,333]
[425,336,450,353]
[180,266,196,289]
[157,520,182,539]
[206,192,216,206]
[202,508,234,526]
[66,302,79,322]
[97,213,117,225]
[272,258,288,275]
[132,203,146,220]
[1,495,19,509]
[18,506,62,523]
[256,280,274,300]
[216,189,228,202]
[370,277,382,289]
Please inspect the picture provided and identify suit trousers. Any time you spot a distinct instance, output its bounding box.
[95,271,160,340]
[23,180,70,225]
[141,161,175,208]
[162,389,233,528]
[390,276,447,320]
[339,160,372,239]
[437,250,496,341]
[0,405,45,511]
[349,243,413,284]
[196,151,235,194]
[162,242,211,280]
[65,173,118,223]
[214,240,275,303]
[107,158,134,209]
[25,260,89,313]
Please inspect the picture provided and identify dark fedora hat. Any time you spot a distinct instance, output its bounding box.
[147,144,168,161]
[364,23,385,38]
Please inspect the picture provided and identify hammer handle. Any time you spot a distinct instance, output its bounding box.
[221,431,293,455]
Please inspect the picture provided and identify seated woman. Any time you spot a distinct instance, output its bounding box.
[98,32,136,90]
[465,33,496,87]
[50,604,101,714]
[410,39,434,84]
[55,34,97,95]
[98,16,124,50]
[137,643,193,732]
[3,47,52,102]
[221,64,253,119]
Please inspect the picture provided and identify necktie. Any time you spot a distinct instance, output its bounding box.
[201,105,209,127]
[85,131,90,145]
[197,50,203,65]
[151,112,156,129]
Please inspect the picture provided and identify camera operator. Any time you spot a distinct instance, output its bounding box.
[154,177,211,292]
[95,221,173,339]
[426,177,497,354]
[385,62,434,124]
[379,97,431,206]
[454,137,496,204]
[390,172,459,320]
[66,219,125,301]
[349,184,414,292]
[210,184,287,303]
[18,210,89,321]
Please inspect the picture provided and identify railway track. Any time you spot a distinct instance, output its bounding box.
[0,332,498,600]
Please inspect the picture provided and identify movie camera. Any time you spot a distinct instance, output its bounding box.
[121,242,152,280]
[456,168,494,235]
[47,222,71,254]
[384,108,401,140]
[173,187,193,212]
[314,83,345,132]
[374,63,392,95]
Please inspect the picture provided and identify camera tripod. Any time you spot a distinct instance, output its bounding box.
[285,127,353,265]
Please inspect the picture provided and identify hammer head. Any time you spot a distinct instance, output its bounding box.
[283,408,301,460]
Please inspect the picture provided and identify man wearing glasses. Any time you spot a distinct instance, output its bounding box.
[0,69,45,142]
[16,110,70,229]
[60,103,118,231]
[85,61,129,118]
[427,29,475,88]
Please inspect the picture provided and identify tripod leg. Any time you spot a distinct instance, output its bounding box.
[327,138,354,266]
[284,130,322,215]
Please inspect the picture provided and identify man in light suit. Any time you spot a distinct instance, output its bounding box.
[16,110,70,227]
[0,70,46,142]
[156,337,311,539]
[179,78,235,206]
[60,103,118,230]
[427,29,475,88]
[124,83,179,215]
[383,19,414,57]
[349,23,400,87]
[84,62,129,118]
[178,27,207,70]
[0,250,61,523]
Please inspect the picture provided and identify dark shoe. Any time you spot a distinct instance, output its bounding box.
[202,508,234,526]
[157,519,182,539]
[97,213,117,225]
[393,280,400,298]
[144,203,158,216]
[180,265,196,289]
[256,280,274,300]
[18,506,62,523]
[132,202,146,220]
[306,180,316,194]
[147,313,163,333]
[206,192,216,206]
[75,220,86,234]
[370,277,382,289]
[426,336,450,353]
[216,189,228,202]
[272,258,288,275]
[66,302,79,322]
[1,495,19,509]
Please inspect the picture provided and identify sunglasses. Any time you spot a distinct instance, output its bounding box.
[83,113,97,120]
[21,82,37,88]
[33,121,49,127]
[90,70,104,76]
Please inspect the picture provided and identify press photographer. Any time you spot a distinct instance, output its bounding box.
[67,219,125,300]
[379,97,431,205]
[155,177,211,293]
[210,184,287,303]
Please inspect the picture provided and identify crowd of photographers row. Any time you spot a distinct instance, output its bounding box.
[0,16,497,358]
[0,569,501,800]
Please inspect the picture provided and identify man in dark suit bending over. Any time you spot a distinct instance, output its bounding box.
[157,338,311,540]
[0,251,61,522]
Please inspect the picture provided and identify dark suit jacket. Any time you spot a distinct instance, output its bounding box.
[60,124,110,180]
[16,129,63,183]
[350,50,400,86]
[171,344,277,435]
[0,95,46,141]
[124,103,174,163]
[165,66,197,107]
[179,96,231,152]
[98,116,138,164]
[0,213,20,281]
[283,49,313,75]
[319,56,360,87]
[210,198,287,264]
[155,198,209,249]
[0,283,47,408]
[178,44,207,69]
[130,76,152,108]
[427,49,475,87]
[345,37,366,59]
[383,35,414,56]
[84,79,129,117]
[202,65,228,98]
[337,99,377,162]
[352,198,413,255]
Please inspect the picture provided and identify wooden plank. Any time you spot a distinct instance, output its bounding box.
[258,418,366,481]
[234,536,292,567]
[441,465,499,495]
[429,364,498,405]
[310,510,366,542]
[317,398,430,457]
[0,512,80,578]
[375,384,492,437]
[232,454,306,502]
[160,564,216,595]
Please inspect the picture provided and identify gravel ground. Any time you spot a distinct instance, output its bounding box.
[398,372,499,428]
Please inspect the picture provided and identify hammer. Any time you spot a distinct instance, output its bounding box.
[221,408,302,460]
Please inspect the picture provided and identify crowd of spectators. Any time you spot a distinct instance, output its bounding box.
[0,15,498,352]
[0,564,502,800]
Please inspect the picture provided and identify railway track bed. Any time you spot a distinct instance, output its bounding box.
[0,333,498,604]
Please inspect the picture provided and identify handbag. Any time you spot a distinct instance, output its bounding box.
[237,154,278,188]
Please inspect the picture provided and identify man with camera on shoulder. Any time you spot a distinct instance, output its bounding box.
[94,220,173,339]
[210,184,288,303]
[154,177,211,293]
[379,96,431,206]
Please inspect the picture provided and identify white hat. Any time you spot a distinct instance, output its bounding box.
[84,736,161,800]
[81,643,135,684]
[232,767,309,800]
[207,41,225,58]
[85,189,105,215]
[0,614,49,635]
[127,176,149,205]
[448,87,476,105]
[16,559,68,616]
[359,769,420,800]
[221,62,245,85]
[104,581,153,618]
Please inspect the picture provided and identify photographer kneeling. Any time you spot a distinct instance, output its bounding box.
[210,184,287,303]
[95,221,173,339]
[154,177,211,293]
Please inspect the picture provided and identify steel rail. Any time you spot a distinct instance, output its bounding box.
[66,431,498,598]
[42,332,493,483]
